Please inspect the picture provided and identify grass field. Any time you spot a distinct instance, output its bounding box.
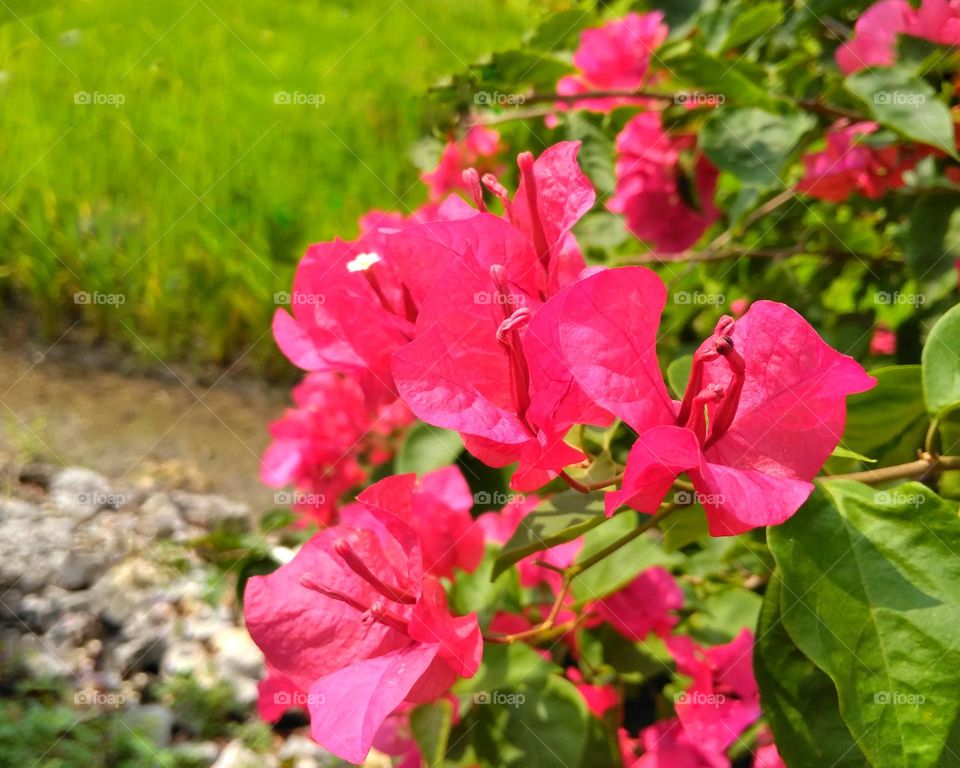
[0,0,538,376]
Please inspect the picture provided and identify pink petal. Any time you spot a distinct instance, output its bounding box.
[555,266,676,432]
[605,425,701,515]
[307,643,440,764]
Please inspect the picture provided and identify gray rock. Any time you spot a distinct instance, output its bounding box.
[49,466,114,518]
[279,735,336,763]
[170,491,250,531]
[161,639,213,680]
[212,627,264,680]
[212,739,278,768]
[170,741,221,765]
[139,493,186,539]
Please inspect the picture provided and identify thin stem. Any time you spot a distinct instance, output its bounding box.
[559,469,624,493]
[925,418,941,456]
[822,454,960,484]
[569,504,677,576]
[484,503,680,644]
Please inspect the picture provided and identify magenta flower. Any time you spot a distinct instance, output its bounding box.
[608,112,719,254]
[666,629,760,754]
[244,475,481,764]
[272,203,473,404]
[261,372,412,525]
[753,742,787,768]
[595,566,683,641]
[421,125,503,201]
[552,12,668,115]
[344,467,484,580]
[837,0,960,74]
[566,667,619,718]
[870,324,897,356]
[552,267,874,535]
[620,719,730,768]
[392,144,612,489]
[796,121,923,202]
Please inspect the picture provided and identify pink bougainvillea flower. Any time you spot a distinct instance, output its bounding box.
[667,629,760,753]
[796,121,924,202]
[551,12,668,115]
[620,719,731,768]
[566,667,619,718]
[272,201,474,404]
[392,144,613,490]
[261,372,413,526]
[244,475,482,764]
[421,126,503,201]
[608,112,719,254]
[552,267,875,535]
[836,0,960,74]
[342,467,484,579]
[595,566,683,641]
[753,741,787,768]
[870,324,897,355]
[729,297,749,318]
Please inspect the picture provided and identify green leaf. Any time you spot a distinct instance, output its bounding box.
[410,699,453,766]
[701,107,815,188]
[768,481,960,767]
[840,365,928,466]
[450,545,521,624]
[661,42,777,108]
[666,354,693,398]
[830,445,876,463]
[459,642,558,696]
[563,113,615,194]
[491,491,606,579]
[395,423,462,474]
[687,587,762,644]
[846,67,958,157]
[755,575,869,768]
[906,193,960,280]
[700,1,784,54]
[659,504,709,551]
[526,9,592,52]
[470,674,588,768]
[572,512,679,601]
[922,304,960,418]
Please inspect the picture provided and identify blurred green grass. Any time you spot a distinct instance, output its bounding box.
[0,0,535,376]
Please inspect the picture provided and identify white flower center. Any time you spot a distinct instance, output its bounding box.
[346,251,381,272]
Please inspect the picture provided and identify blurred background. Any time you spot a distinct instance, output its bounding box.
[0,0,539,498]
[0,2,542,765]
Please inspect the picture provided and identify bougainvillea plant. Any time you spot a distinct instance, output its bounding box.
[247,2,960,766]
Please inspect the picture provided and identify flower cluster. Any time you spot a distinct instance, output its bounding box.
[243,7,939,765]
